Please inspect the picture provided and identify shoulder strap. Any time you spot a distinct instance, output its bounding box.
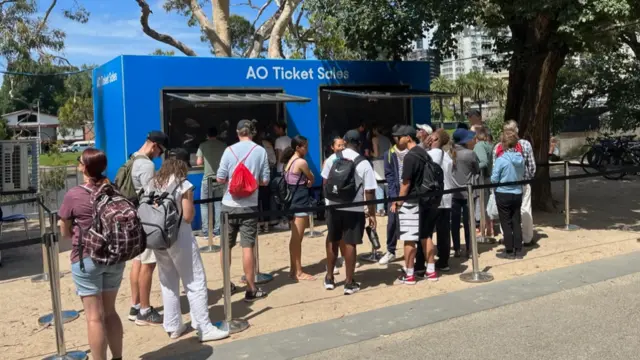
[229,144,258,164]
[438,149,444,166]
[353,155,366,167]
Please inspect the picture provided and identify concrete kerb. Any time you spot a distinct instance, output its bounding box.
[206,250,640,360]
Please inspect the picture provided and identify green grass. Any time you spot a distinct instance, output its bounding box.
[39,152,79,166]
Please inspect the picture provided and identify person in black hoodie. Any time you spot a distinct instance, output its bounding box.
[394,125,440,284]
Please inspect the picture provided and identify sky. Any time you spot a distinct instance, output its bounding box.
[45,0,278,66]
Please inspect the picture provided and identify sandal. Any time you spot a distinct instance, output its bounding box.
[244,288,268,302]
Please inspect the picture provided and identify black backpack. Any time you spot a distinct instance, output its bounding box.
[419,153,445,208]
[324,151,366,202]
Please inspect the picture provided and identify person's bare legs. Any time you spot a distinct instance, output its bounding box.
[139,263,156,310]
[101,290,123,359]
[342,244,357,284]
[289,216,315,280]
[243,247,256,292]
[325,240,339,280]
[423,238,436,264]
[338,240,348,258]
[81,295,107,360]
[129,260,141,308]
[403,242,417,271]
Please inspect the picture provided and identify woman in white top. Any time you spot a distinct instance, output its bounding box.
[148,149,229,342]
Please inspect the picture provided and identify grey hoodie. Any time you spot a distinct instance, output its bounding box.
[450,144,480,199]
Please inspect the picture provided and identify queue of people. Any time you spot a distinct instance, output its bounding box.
[55,116,536,358]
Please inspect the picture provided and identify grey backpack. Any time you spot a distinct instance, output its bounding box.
[138,180,183,250]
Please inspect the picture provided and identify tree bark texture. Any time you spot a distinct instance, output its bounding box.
[212,0,231,57]
[245,2,284,58]
[135,0,197,56]
[268,0,301,58]
[505,16,568,212]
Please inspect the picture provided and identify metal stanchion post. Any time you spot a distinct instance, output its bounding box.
[562,161,579,231]
[304,212,322,238]
[358,209,382,263]
[41,230,87,360]
[32,194,52,283]
[200,178,221,253]
[38,213,80,327]
[219,211,249,334]
[242,231,273,284]
[477,177,488,244]
[460,183,494,283]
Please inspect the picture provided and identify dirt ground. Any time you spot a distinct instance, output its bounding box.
[1,166,640,360]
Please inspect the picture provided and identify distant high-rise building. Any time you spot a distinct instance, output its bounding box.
[407,29,440,80]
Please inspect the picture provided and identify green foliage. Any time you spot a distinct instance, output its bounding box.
[228,14,255,57]
[57,64,94,132]
[0,117,8,140]
[151,49,176,56]
[39,167,67,192]
[486,110,505,141]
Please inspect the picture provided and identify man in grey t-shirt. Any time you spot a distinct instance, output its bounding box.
[217,119,270,302]
[128,131,167,326]
[196,127,227,237]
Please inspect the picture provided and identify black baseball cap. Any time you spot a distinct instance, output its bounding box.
[147,131,169,151]
[392,125,416,138]
[343,129,361,143]
[167,148,191,168]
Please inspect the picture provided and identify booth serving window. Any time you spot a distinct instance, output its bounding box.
[161,89,310,168]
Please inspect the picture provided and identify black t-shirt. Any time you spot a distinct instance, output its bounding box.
[402,145,431,197]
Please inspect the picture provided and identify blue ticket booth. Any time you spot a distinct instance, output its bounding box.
[92,56,435,229]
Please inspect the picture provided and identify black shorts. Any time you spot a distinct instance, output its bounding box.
[326,209,365,245]
[399,201,439,241]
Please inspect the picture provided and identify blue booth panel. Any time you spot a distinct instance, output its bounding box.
[93,56,433,230]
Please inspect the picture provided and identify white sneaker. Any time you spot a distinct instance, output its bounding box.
[169,323,189,339]
[199,324,230,342]
[378,252,395,265]
[274,222,289,231]
[326,257,344,275]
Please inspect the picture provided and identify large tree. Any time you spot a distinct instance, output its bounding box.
[308,0,639,210]
[134,0,305,58]
[57,64,94,134]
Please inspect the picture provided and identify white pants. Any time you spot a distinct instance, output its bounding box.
[154,227,213,334]
[521,184,533,243]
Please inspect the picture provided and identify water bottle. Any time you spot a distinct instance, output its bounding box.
[366,226,381,250]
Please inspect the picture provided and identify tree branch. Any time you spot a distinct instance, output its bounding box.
[135,0,197,56]
[245,0,285,58]
[250,0,273,29]
[183,0,224,54]
[268,0,301,58]
[35,0,57,37]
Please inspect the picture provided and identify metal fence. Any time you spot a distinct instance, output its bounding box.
[0,165,81,218]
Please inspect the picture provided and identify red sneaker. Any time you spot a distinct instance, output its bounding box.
[426,271,439,282]
[397,274,417,285]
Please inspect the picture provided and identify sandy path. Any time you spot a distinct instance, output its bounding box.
[1,167,639,360]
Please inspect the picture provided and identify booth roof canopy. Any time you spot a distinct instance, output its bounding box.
[166,92,311,103]
[322,89,456,99]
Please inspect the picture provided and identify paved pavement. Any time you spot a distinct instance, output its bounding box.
[300,272,640,360]
[205,251,640,360]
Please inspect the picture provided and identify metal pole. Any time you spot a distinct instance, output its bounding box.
[32,194,50,283]
[460,183,494,283]
[220,211,249,334]
[304,212,322,238]
[200,178,220,253]
[42,223,87,360]
[477,177,487,243]
[246,231,273,284]
[438,97,444,129]
[38,212,79,327]
[563,160,579,231]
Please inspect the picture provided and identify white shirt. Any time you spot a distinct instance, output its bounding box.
[274,135,291,173]
[428,148,454,209]
[321,148,377,212]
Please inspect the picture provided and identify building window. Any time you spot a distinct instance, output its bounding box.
[416,38,424,49]
[17,113,37,123]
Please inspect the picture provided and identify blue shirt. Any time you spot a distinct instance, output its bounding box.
[491,151,524,194]
[217,140,270,207]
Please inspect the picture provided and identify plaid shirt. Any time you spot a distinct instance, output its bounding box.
[492,140,536,180]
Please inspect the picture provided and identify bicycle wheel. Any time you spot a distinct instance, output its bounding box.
[581,149,602,174]
[601,153,626,180]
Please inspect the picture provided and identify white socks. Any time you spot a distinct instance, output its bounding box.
[427,263,435,273]
[406,268,414,276]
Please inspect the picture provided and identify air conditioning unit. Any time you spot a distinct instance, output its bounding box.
[0,140,33,193]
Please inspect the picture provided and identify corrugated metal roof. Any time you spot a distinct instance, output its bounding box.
[166,92,311,103]
[323,89,456,99]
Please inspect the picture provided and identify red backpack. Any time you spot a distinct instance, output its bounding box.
[228,145,259,198]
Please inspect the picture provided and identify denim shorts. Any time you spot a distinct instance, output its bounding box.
[71,257,125,297]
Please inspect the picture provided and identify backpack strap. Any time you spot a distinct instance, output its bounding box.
[229,144,258,164]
